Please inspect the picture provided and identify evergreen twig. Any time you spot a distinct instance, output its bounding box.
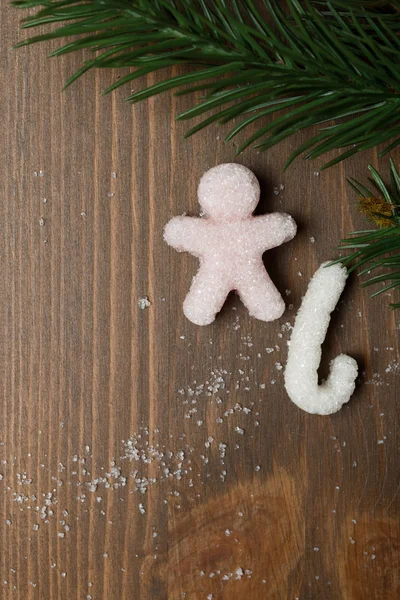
[333,159,400,309]
[12,0,400,168]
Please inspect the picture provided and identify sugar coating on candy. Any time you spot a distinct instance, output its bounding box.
[284,262,358,415]
[164,163,297,325]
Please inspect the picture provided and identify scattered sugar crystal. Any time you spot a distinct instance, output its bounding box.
[39,218,46,226]
[310,236,316,243]
[284,262,358,415]
[138,297,151,310]
[385,360,400,373]
[164,164,296,325]
[225,529,232,536]
[235,568,244,580]
[235,427,244,435]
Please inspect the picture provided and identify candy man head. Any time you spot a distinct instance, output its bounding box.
[198,163,260,220]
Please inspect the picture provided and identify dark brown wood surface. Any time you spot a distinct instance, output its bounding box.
[1,4,400,600]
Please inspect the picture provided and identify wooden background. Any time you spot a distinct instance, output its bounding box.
[1,4,400,599]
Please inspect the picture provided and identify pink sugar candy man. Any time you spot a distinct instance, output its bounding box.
[164,163,297,326]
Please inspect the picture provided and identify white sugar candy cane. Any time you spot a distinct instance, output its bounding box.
[284,262,358,415]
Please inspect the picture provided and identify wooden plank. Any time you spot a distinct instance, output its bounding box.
[0,4,399,599]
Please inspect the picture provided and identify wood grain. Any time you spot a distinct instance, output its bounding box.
[1,4,400,599]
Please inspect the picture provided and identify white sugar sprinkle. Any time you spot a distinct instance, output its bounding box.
[138,297,151,310]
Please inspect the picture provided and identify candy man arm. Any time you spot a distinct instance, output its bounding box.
[254,213,297,251]
[164,217,207,255]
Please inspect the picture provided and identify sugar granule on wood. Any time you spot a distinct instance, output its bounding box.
[235,568,244,580]
[284,262,358,415]
[385,360,400,373]
[138,297,151,310]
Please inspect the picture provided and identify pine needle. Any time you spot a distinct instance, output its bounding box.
[12,0,400,167]
[332,159,400,309]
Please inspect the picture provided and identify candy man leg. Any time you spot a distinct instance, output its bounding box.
[236,264,285,322]
[183,265,231,326]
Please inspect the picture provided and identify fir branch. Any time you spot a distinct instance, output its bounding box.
[334,159,400,309]
[12,0,400,167]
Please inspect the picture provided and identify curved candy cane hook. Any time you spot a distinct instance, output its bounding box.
[284,262,358,415]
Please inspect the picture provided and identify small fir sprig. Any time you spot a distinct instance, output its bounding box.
[334,159,400,309]
[12,0,400,169]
